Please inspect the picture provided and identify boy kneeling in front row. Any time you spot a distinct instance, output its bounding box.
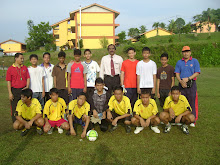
[106,86,132,133]
[131,89,160,134]
[13,88,44,136]
[160,86,195,134]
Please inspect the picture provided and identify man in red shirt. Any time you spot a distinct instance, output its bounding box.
[6,53,30,122]
[121,47,139,108]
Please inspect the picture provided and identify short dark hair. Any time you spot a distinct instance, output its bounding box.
[78,92,86,98]
[49,88,59,95]
[84,49,91,54]
[171,86,180,92]
[127,47,136,53]
[161,53,168,59]
[107,44,116,51]
[14,53,23,59]
[43,52,50,58]
[113,85,123,92]
[141,89,151,95]
[142,47,151,53]
[29,54,38,61]
[74,49,81,55]
[21,88,33,99]
[95,77,104,85]
[58,51,66,58]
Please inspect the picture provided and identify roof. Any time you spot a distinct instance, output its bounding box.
[0,39,26,45]
[70,3,120,17]
[51,17,71,27]
[139,28,173,36]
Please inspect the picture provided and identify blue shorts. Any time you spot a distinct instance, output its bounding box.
[73,116,85,127]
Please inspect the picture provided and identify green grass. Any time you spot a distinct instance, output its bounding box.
[0,67,220,164]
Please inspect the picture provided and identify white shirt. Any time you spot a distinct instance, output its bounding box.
[28,66,45,92]
[136,60,157,88]
[82,60,100,87]
[99,54,123,79]
[40,63,54,92]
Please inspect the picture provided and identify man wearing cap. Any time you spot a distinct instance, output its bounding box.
[99,44,123,95]
[175,46,200,127]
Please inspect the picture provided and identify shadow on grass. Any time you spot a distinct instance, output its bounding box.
[1,130,34,165]
[87,143,122,165]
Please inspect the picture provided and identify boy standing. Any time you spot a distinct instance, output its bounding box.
[131,90,160,134]
[40,52,54,102]
[82,49,100,97]
[88,78,110,132]
[136,47,157,99]
[13,89,44,136]
[43,88,69,134]
[67,49,87,101]
[68,92,91,138]
[159,86,195,134]
[52,51,68,104]
[28,54,45,108]
[156,53,175,107]
[6,53,30,122]
[121,47,139,108]
[106,86,132,133]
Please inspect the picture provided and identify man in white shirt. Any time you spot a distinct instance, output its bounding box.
[28,54,45,108]
[99,44,123,95]
[40,52,54,102]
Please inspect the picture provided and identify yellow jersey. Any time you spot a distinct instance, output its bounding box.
[68,99,90,119]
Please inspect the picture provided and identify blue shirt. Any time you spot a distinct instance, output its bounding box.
[175,57,200,80]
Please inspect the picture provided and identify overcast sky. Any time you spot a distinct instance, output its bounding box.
[0,0,219,43]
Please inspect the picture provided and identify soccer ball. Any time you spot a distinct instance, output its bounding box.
[86,130,98,141]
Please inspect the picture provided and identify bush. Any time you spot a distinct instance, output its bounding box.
[99,37,109,48]
[78,39,83,49]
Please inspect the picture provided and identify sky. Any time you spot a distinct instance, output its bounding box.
[0,0,219,43]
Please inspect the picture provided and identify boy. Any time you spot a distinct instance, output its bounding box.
[106,86,132,133]
[52,51,68,104]
[82,49,100,97]
[131,90,160,134]
[159,86,195,134]
[136,47,157,99]
[40,52,54,102]
[43,88,69,134]
[156,53,175,107]
[28,54,45,108]
[121,47,139,108]
[6,53,30,122]
[88,78,110,132]
[67,49,87,101]
[67,92,91,138]
[13,89,44,136]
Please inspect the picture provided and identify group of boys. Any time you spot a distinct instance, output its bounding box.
[7,44,200,137]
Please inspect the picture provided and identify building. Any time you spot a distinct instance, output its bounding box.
[192,21,217,33]
[51,3,120,49]
[0,39,26,55]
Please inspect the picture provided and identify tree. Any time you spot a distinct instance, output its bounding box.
[128,28,140,38]
[99,37,109,48]
[139,35,148,44]
[181,23,192,34]
[168,19,176,33]
[159,22,166,29]
[175,18,185,41]
[152,22,160,35]
[25,20,54,51]
[117,31,126,44]
[139,25,147,34]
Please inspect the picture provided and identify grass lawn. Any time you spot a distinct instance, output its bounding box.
[0,67,220,164]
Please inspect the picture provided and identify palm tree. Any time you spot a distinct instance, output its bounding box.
[159,22,166,29]
[152,22,160,35]
[168,19,176,33]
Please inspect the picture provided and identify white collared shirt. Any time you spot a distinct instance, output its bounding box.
[99,54,123,79]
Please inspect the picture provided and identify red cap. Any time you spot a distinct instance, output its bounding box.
[182,46,190,52]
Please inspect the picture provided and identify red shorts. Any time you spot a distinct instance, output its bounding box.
[47,119,67,127]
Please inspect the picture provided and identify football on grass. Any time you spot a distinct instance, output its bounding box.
[86,130,98,141]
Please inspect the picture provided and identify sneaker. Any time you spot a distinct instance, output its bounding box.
[164,123,171,133]
[134,127,144,134]
[57,126,63,134]
[171,123,182,126]
[20,128,30,137]
[182,124,189,135]
[190,123,195,127]
[125,125,131,133]
[151,126,160,133]
[109,125,118,133]
[47,127,54,135]
[36,127,43,135]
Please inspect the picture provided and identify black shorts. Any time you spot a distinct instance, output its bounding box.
[170,116,183,123]
[111,110,131,121]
